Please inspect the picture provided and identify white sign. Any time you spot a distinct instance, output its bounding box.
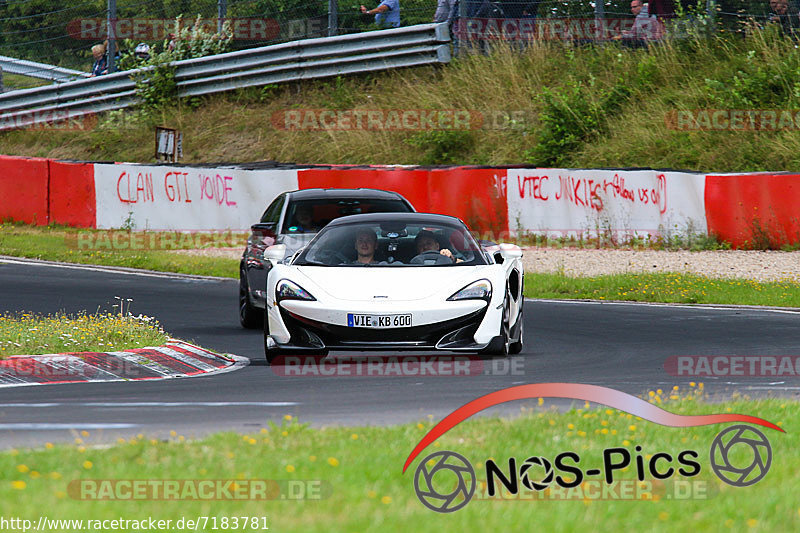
[507,169,707,238]
[94,163,300,230]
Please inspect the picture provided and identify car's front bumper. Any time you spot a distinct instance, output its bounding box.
[269,302,494,352]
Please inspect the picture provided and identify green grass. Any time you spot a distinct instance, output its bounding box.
[0,311,168,358]
[0,392,795,531]
[0,73,50,91]
[4,30,800,171]
[524,272,800,308]
[0,224,241,278]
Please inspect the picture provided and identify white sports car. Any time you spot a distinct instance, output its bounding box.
[262,213,524,364]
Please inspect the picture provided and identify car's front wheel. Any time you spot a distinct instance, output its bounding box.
[482,296,511,357]
[239,267,262,329]
[509,300,524,355]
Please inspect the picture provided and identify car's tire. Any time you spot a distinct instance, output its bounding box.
[239,267,262,329]
[263,308,283,365]
[509,300,524,355]
[482,296,510,357]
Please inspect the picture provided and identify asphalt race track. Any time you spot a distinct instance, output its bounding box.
[0,259,798,448]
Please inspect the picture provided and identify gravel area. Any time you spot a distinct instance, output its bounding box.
[171,247,800,283]
[521,248,800,283]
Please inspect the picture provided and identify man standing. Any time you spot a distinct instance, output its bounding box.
[360,0,401,28]
[768,0,800,39]
[613,1,663,46]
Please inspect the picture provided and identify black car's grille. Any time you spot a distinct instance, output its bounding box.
[279,307,486,349]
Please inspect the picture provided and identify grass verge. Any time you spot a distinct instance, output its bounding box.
[0,224,241,278]
[524,272,800,308]
[0,391,794,531]
[0,311,168,358]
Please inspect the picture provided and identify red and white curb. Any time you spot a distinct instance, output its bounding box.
[0,340,248,387]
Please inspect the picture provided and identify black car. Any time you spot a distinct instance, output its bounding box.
[239,188,416,328]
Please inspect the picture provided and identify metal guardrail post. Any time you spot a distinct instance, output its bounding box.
[329,0,338,37]
[107,0,117,74]
[218,0,228,34]
[0,67,3,94]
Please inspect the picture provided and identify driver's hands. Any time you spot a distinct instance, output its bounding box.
[439,249,453,258]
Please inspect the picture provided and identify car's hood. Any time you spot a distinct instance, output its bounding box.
[293,265,495,302]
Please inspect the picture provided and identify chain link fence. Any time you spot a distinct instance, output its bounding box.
[0,0,795,85]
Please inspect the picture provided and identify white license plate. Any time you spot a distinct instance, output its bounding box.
[347,313,412,328]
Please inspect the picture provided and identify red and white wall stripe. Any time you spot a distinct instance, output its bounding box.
[1,154,798,248]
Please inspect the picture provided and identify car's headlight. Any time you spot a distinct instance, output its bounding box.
[447,279,492,302]
[276,279,316,302]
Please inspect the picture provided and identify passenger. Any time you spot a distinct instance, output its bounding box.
[353,228,379,264]
[292,205,319,233]
[414,230,458,261]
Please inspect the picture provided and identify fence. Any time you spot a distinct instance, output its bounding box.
[0,1,793,84]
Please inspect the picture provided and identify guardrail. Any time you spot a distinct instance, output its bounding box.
[0,23,450,131]
[0,55,90,84]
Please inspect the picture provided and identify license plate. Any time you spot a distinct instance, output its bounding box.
[347,313,412,328]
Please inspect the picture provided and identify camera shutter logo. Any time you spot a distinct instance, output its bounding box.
[413,451,476,513]
[519,456,554,491]
[710,425,772,487]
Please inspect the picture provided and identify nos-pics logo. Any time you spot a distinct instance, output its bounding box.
[403,384,783,513]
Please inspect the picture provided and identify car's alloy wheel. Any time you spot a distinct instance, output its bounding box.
[239,267,262,329]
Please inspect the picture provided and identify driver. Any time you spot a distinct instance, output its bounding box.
[414,230,457,261]
[353,228,379,264]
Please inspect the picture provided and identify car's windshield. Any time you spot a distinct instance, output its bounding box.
[294,219,488,266]
[281,199,412,235]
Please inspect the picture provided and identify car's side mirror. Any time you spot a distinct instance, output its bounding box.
[495,243,522,264]
[264,244,287,263]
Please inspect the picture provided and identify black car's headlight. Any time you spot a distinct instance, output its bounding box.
[276,279,316,302]
[447,279,492,302]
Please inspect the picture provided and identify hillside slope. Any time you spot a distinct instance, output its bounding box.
[3,31,800,172]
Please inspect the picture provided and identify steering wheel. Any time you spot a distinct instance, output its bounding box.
[410,250,454,265]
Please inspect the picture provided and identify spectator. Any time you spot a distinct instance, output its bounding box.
[503,0,539,19]
[768,0,800,38]
[360,0,401,28]
[134,43,151,62]
[434,0,457,23]
[613,1,663,47]
[90,43,107,76]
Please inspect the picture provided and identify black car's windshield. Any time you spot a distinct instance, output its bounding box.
[281,199,412,235]
[294,219,488,266]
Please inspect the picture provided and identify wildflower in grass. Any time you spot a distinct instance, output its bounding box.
[11,481,26,490]
[327,457,339,467]
[83,460,92,469]
[367,490,377,498]
[381,496,391,504]
[351,434,358,440]
[286,465,295,473]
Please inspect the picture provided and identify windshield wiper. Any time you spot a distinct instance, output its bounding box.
[295,260,329,267]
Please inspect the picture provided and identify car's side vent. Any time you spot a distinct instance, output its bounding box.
[509,270,520,302]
